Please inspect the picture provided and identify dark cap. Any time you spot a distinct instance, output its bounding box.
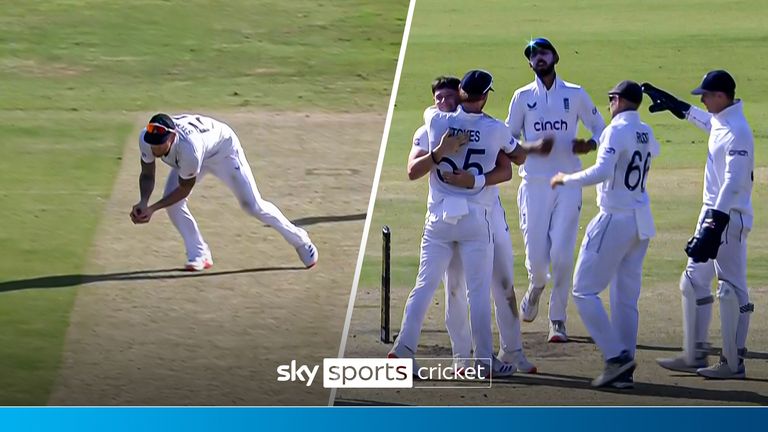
[691,70,736,95]
[460,69,494,96]
[609,80,643,105]
[143,113,176,145]
[524,38,558,59]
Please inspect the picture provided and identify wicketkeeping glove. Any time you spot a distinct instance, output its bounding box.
[685,208,729,263]
[641,83,691,120]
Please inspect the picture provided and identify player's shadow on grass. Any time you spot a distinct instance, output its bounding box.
[496,372,768,404]
[553,336,768,361]
[269,212,367,227]
[0,266,306,293]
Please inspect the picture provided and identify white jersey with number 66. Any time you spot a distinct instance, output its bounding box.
[564,111,660,211]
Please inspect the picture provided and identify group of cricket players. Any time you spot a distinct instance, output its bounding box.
[388,38,756,389]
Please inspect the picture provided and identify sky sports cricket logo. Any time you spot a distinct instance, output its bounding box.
[276,358,493,388]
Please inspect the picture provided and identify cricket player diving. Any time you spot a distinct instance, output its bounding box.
[508,38,606,342]
[644,70,755,379]
[552,81,660,389]
[390,70,530,377]
[131,113,318,271]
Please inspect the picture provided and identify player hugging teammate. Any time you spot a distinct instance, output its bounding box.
[389,38,756,388]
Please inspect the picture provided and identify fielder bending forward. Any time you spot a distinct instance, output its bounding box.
[551,81,659,388]
[645,70,755,379]
[131,113,318,270]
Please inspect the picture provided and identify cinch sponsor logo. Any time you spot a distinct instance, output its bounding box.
[533,119,567,132]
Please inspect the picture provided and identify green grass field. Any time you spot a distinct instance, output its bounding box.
[0,0,406,405]
[360,0,768,321]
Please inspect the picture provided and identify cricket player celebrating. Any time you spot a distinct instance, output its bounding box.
[508,38,606,342]
[390,70,523,376]
[644,70,755,379]
[552,81,659,388]
[407,76,546,373]
[131,113,318,271]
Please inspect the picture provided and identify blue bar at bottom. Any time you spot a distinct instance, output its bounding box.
[1,407,766,432]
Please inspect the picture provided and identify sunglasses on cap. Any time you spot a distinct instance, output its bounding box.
[146,122,175,135]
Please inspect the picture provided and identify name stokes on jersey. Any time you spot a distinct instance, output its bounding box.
[448,127,480,143]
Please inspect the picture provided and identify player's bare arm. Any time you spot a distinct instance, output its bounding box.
[572,137,598,154]
[135,176,197,224]
[408,130,469,180]
[506,143,526,165]
[517,136,554,155]
[130,160,156,224]
[406,146,431,180]
[443,150,512,188]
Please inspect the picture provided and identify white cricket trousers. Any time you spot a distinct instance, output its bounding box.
[393,202,495,361]
[444,198,523,360]
[164,132,310,261]
[681,206,751,354]
[572,210,649,361]
[518,178,582,322]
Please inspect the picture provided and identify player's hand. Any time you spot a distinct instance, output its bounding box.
[641,83,691,120]
[521,136,553,155]
[443,169,475,188]
[550,172,566,188]
[572,138,597,154]
[434,130,469,159]
[685,208,729,262]
[130,203,152,224]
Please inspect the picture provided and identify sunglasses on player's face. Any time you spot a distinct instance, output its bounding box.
[146,123,175,135]
[608,94,620,103]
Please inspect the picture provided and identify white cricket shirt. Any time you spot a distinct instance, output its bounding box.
[424,106,517,208]
[563,111,660,211]
[139,114,233,179]
[506,75,606,179]
[686,101,754,225]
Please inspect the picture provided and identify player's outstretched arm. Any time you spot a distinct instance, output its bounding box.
[641,83,692,120]
[518,136,554,156]
[131,160,155,224]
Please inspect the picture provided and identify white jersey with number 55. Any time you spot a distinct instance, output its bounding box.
[425,106,517,207]
[139,114,234,179]
[563,111,660,210]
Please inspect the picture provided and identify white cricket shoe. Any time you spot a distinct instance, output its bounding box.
[591,351,635,388]
[520,285,544,322]
[499,349,537,374]
[476,357,516,378]
[548,320,568,343]
[296,242,318,268]
[656,355,707,373]
[657,342,710,373]
[184,250,213,272]
[697,359,746,380]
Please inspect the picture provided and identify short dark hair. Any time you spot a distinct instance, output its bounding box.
[459,90,487,103]
[431,76,460,94]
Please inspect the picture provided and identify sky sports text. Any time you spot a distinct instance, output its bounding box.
[276,358,492,388]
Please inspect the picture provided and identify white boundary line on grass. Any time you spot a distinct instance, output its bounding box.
[328,0,418,407]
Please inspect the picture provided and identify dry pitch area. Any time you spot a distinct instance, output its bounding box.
[337,181,768,406]
[48,111,382,405]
